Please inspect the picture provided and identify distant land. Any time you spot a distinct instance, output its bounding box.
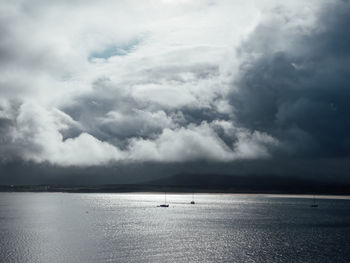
[1,174,350,194]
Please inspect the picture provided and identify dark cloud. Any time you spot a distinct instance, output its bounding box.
[231,0,350,158]
[1,1,350,184]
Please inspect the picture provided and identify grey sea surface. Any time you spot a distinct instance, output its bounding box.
[0,193,350,263]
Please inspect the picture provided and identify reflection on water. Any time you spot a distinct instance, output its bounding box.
[0,193,350,263]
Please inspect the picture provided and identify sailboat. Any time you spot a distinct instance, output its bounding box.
[190,192,195,204]
[158,192,169,207]
[310,195,318,207]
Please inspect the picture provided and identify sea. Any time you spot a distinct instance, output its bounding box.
[0,192,349,263]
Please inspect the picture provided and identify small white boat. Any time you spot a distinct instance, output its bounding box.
[158,192,169,207]
[190,193,195,204]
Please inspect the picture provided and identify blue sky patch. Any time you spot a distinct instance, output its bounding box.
[88,39,140,61]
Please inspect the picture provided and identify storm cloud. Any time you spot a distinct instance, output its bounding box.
[231,0,350,158]
[0,0,349,176]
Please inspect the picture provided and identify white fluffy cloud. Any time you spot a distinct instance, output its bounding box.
[5,103,277,165]
[128,121,277,162]
[0,0,327,166]
[11,103,123,165]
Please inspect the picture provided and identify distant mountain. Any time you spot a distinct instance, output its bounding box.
[146,173,310,186]
[1,173,349,194]
[144,173,350,194]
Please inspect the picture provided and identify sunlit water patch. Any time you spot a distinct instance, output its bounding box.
[0,193,349,262]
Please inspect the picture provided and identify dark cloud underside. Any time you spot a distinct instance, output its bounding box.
[0,0,350,183]
[231,1,350,157]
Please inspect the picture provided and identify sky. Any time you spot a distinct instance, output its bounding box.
[1,0,350,184]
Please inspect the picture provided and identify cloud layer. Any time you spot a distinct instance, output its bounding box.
[231,0,350,157]
[0,0,349,167]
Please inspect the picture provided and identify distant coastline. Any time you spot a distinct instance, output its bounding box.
[2,173,350,195]
[1,184,350,195]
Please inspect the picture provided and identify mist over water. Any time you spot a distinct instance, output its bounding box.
[1,193,350,263]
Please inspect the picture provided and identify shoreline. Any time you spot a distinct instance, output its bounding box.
[1,189,350,199]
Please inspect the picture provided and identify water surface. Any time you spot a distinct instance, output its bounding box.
[0,193,349,262]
